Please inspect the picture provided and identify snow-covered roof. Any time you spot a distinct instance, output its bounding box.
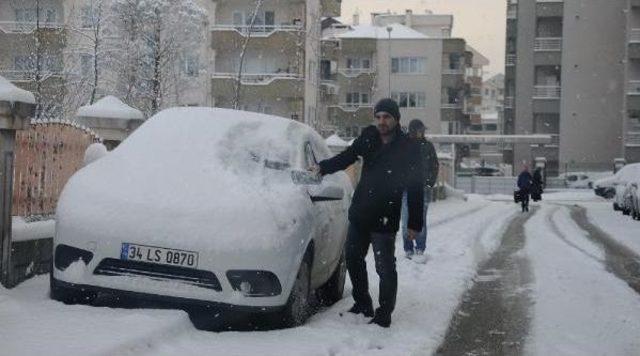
[325,134,349,147]
[336,23,429,40]
[0,75,36,105]
[76,96,144,120]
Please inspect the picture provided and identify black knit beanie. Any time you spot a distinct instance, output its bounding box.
[374,98,401,121]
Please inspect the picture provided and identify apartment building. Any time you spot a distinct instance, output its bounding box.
[482,73,505,113]
[0,0,66,118]
[320,21,449,139]
[210,0,339,128]
[505,0,628,175]
[320,10,471,139]
[625,0,640,162]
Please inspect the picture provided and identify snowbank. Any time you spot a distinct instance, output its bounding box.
[83,142,108,166]
[0,75,35,104]
[76,96,144,120]
[11,216,55,242]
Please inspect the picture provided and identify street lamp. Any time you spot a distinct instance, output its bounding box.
[386,25,393,97]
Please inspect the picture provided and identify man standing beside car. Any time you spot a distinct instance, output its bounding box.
[310,98,424,328]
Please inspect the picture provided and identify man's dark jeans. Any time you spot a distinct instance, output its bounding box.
[346,222,397,317]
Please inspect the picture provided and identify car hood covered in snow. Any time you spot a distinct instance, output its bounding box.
[57,108,315,251]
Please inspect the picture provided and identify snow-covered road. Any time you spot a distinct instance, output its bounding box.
[2,191,639,356]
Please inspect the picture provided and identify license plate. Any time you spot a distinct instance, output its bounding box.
[120,243,198,268]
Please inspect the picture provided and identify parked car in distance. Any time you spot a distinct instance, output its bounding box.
[474,166,504,177]
[594,163,640,199]
[51,108,353,327]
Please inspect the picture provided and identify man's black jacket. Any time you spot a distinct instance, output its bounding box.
[319,126,424,233]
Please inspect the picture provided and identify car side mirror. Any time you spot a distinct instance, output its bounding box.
[291,170,321,185]
[309,185,344,202]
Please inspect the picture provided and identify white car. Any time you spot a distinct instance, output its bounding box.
[594,163,640,199]
[560,172,593,189]
[51,108,353,326]
[610,163,640,213]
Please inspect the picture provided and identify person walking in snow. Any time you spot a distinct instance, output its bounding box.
[310,98,424,328]
[531,167,544,202]
[401,119,439,263]
[517,165,533,212]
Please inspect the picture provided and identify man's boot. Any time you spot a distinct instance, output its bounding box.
[347,303,374,317]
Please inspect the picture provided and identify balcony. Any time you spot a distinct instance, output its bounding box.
[331,103,374,112]
[211,72,302,85]
[0,21,63,34]
[442,69,465,75]
[506,54,517,66]
[210,23,303,38]
[507,6,517,19]
[534,37,562,52]
[630,29,640,43]
[504,96,515,108]
[441,103,463,109]
[533,85,561,99]
[626,132,640,146]
[337,68,375,78]
[0,69,63,82]
[628,80,640,95]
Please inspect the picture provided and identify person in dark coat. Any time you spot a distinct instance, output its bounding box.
[517,165,533,212]
[311,98,424,328]
[401,119,439,262]
[531,167,544,202]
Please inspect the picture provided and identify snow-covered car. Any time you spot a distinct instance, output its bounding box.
[51,108,353,326]
[559,172,594,189]
[594,163,640,199]
[609,163,640,213]
[631,182,640,220]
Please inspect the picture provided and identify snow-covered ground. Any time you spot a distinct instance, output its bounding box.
[579,201,640,256]
[2,192,640,356]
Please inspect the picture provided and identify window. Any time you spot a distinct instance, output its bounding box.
[346,92,370,105]
[80,54,93,77]
[81,6,98,28]
[304,142,317,168]
[391,92,426,108]
[346,58,371,69]
[14,56,34,71]
[391,57,426,74]
[45,9,57,23]
[183,55,199,77]
[15,9,36,23]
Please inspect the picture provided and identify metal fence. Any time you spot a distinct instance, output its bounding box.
[456,176,565,195]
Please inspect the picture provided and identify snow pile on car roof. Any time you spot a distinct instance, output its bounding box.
[57,108,314,251]
[325,134,349,147]
[0,75,35,104]
[76,96,144,120]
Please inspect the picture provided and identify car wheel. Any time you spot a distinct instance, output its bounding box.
[316,248,346,306]
[49,268,97,305]
[280,254,311,327]
[613,203,620,211]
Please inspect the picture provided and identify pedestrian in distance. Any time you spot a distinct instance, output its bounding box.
[309,98,424,328]
[401,119,439,263]
[531,167,544,202]
[517,164,533,212]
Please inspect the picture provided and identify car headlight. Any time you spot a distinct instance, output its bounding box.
[226,270,282,297]
[54,244,93,271]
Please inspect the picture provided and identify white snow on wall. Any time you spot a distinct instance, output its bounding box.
[0,75,36,105]
[76,96,144,120]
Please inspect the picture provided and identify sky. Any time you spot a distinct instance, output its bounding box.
[339,0,506,78]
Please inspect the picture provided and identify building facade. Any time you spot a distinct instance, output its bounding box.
[505,0,629,175]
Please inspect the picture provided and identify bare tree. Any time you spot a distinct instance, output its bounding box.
[232,0,264,110]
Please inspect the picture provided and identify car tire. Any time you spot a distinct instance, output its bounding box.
[316,249,346,307]
[49,269,97,305]
[613,203,620,211]
[623,207,630,216]
[280,254,311,327]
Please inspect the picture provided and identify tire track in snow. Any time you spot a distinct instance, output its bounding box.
[568,205,640,295]
[546,206,604,265]
[435,207,535,356]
